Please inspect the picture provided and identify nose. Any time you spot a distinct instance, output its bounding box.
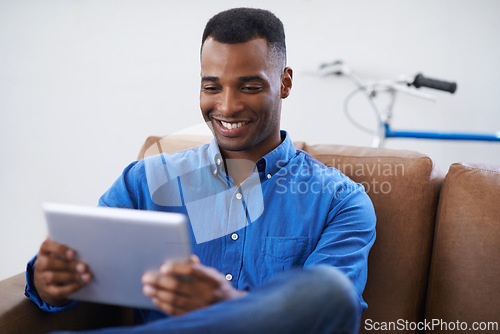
[217,88,244,116]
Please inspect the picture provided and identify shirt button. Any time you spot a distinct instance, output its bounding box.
[216,158,221,166]
[225,274,233,281]
[213,169,217,175]
[267,174,272,179]
[235,193,242,200]
[231,233,239,241]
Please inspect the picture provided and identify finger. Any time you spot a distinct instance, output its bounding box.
[36,256,80,272]
[144,270,224,307]
[36,256,91,277]
[143,273,194,297]
[181,264,223,287]
[161,262,225,290]
[154,288,205,309]
[40,271,76,286]
[152,298,177,315]
[159,261,200,279]
[40,270,91,286]
[144,264,225,301]
[157,263,203,289]
[73,261,91,275]
[190,254,201,264]
[142,282,185,314]
[159,260,188,275]
[142,271,160,286]
[150,290,205,316]
[159,255,200,275]
[44,281,84,300]
[40,239,75,260]
[142,272,186,293]
[35,255,70,272]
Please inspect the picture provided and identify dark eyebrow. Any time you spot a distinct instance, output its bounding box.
[201,75,266,83]
[201,76,219,82]
[239,75,265,82]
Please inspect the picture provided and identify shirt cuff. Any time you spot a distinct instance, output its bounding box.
[24,255,79,313]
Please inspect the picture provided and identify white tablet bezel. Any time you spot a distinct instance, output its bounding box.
[43,202,191,310]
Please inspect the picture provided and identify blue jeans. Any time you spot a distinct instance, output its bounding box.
[54,265,360,334]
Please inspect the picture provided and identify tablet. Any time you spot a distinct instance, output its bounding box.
[43,202,191,310]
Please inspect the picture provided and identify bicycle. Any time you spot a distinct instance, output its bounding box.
[319,60,500,148]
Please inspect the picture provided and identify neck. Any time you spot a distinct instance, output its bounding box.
[220,132,282,185]
[220,132,282,162]
[223,159,255,187]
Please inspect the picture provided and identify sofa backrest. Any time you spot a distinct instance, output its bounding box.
[302,143,443,333]
[425,163,500,330]
[138,135,444,332]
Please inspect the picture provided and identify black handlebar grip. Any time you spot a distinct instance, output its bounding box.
[412,73,457,93]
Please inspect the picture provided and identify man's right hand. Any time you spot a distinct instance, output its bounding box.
[33,238,92,306]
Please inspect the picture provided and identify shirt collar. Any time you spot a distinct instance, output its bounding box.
[207,130,296,180]
[257,130,297,178]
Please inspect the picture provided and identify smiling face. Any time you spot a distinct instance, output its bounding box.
[200,37,292,162]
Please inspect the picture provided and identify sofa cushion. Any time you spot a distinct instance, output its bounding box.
[425,163,500,327]
[303,144,443,333]
[138,135,212,159]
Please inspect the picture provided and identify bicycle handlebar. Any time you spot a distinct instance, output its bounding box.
[411,73,457,94]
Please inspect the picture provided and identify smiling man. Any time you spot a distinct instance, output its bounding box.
[25,8,376,334]
[200,36,290,164]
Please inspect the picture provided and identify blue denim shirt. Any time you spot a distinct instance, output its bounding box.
[25,131,376,322]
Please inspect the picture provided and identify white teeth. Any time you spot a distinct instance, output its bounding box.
[221,121,246,130]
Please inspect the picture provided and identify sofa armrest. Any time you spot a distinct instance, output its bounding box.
[425,163,500,328]
[0,272,133,334]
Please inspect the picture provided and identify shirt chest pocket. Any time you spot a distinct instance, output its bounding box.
[260,237,312,273]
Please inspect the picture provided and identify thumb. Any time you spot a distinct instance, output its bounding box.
[190,254,201,265]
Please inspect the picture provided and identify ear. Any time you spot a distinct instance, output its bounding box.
[280,67,293,99]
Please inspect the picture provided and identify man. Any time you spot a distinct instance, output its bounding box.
[25,8,376,334]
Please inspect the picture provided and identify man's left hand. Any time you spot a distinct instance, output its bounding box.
[141,255,247,316]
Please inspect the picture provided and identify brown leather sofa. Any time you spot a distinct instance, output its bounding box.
[1,135,499,334]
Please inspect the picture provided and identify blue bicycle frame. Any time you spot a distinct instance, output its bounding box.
[384,123,500,142]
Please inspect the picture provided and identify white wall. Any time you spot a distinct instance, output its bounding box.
[1,0,499,280]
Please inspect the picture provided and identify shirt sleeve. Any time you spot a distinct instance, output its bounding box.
[24,256,79,313]
[303,182,376,313]
[98,160,142,209]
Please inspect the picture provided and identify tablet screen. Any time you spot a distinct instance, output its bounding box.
[43,202,191,310]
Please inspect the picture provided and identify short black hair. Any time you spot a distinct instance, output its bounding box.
[201,8,287,68]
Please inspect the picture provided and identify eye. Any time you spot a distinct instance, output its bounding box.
[201,85,221,94]
[241,85,262,93]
